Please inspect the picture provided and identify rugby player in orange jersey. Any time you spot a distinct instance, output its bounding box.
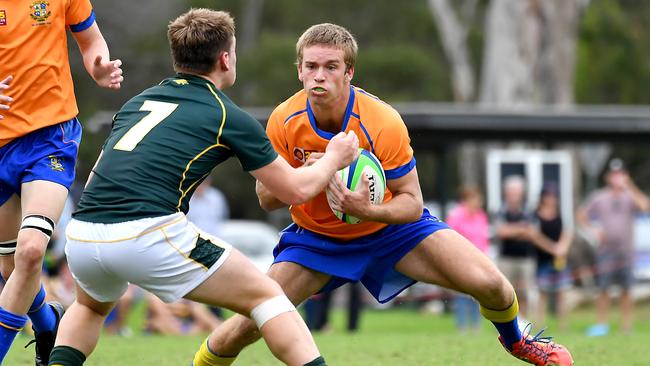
[202,23,574,366]
[0,1,122,364]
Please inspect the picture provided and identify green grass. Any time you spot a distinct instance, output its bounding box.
[8,302,650,365]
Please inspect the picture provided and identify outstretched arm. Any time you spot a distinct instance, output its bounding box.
[251,131,359,208]
[71,23,123,90]
[255,152,326,211]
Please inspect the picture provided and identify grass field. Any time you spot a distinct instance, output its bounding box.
[8,302,650,365]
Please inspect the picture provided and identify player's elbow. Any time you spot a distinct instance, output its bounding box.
[259,197,281,212]
[258,198,275,212]
[408,200,424,222]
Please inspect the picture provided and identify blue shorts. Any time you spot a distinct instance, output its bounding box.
[273,209,450,303]
[0,119,81,205]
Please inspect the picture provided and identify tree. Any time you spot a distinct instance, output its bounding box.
[429,0,589,186]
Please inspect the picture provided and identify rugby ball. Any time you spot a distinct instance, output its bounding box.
[326,149,386,224]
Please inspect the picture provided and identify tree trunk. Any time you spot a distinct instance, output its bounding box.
[427,0,477,102]
[480,0,584,107]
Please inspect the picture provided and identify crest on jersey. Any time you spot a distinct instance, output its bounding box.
[29,1,51,23]
[48,155,64,172]
[0,10,7,26]
[292,147,319,164]
[293,147,306,163]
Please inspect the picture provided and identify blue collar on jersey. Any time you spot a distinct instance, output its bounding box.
[306,85,356,140]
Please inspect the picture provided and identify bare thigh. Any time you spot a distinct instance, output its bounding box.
[20,180,68,221]
[184,250,319,315]
[207,261,332,356]
[268,261,332,305]
[395,229,513,309]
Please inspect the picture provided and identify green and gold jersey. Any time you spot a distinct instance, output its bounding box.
[74,74,277,223]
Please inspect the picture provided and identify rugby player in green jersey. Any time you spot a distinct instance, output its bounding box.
[47,9,358,366]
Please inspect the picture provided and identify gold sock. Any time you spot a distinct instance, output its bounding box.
[479,292,519,323]
[193,337,237,366]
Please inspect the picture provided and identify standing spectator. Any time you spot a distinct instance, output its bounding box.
[187,176,229,237]
[446,185,490,332]
[578,158,650,336]
[494,176,537,321]
[530,183,573,331]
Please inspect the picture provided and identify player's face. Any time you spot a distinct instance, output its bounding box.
[298,45,353,106]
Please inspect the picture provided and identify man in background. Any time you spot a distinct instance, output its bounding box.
[578,158,649,336]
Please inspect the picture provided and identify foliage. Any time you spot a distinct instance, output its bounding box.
[576,0,650,104]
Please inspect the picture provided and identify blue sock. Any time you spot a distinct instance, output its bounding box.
[27,284,57,334]
[493,317,522,350]
[0,307,28,362]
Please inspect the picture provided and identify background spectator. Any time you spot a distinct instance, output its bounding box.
[530,183,573,331]
[494,175,537,321]
[577,158,650,336]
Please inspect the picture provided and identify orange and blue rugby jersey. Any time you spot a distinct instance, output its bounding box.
[266,86,416,241]
[0,0,95,147]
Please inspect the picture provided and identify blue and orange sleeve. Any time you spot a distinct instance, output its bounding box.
[66,0,94,31]
[376,112,415,180]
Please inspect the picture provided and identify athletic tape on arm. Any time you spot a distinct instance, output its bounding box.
[250,295,296,329]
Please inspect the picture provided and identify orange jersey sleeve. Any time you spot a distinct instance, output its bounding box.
[266,86,416,240]
[0,0,94,147]
[66,0,93,26]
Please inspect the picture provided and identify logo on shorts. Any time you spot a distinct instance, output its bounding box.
[0,10,7,26]
[48,155,64,172]
[29,1,51,24]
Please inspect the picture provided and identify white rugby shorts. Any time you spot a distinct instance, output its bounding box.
[65,213,231,303]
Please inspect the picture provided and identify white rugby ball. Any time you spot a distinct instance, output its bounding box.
[326,149,386,224]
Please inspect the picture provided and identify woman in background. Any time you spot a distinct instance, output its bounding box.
[531,184,573,331]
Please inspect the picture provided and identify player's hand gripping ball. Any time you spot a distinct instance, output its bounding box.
[326,149,386,224]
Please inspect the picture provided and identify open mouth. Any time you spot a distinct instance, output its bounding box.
[312,86,326,93]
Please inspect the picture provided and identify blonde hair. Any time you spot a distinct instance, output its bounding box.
[296,23,358,70]
[167,8,235,74]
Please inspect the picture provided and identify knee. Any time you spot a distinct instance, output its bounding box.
[243,279,285,315]
[473,269,511,304]
[14,234,47,272]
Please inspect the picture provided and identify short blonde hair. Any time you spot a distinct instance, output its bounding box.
[167,8,235,74]
[296,23,358,70]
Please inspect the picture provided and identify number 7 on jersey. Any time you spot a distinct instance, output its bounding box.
[113,100,179,151]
